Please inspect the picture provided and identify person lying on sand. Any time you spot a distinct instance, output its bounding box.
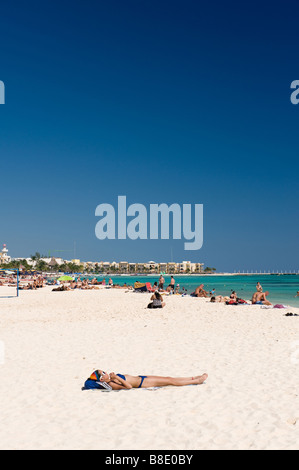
[52,284,70,292]
[111,283,133,289]
[83,370,208,391]
[210,295,226,303]
[19,283,33,290]
[252,291,272,306]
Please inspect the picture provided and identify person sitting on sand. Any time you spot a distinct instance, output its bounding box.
[194,284,208,297]
[230,291,237,301]
[147,291,165,309]
[83,369,208,391]
[252,291,271,306]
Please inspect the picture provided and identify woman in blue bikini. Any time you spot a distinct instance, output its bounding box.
[84,369,208,391]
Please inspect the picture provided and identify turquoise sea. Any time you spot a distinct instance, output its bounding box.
[90,274,299,308]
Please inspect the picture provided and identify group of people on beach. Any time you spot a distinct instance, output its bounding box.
[52,277,134,292]
[19,276,45,290]
[49,274,288,310]
[190,281,272,306]
[144,277,273,309]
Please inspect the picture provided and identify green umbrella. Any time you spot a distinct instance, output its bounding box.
[58,275,74,281]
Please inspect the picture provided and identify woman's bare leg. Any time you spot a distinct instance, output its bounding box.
[141,374,208,388]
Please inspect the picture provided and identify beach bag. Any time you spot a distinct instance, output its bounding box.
[134,282,147,292]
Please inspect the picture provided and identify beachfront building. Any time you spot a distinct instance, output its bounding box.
[159,263,168,273]
[167,262,177,274]
[83,262,98,271]
[110,262,119,272]
[178,261,204,274]
[119,261,129,273]
[71,259,81,266]
[145,261,159,273]
[97,261,119,273]
[0,244,11,264]
[136,263,146,273]
[102,262,111,272]
[129,263,137,273]
[193,262,204,273]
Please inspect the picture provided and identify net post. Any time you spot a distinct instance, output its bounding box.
[17,269,19,297]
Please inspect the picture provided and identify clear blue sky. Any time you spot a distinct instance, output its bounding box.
[0,0,298,271]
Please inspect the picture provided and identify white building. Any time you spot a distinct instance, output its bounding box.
[0,244,11,264]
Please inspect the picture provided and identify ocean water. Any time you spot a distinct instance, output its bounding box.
[91,274,299,308]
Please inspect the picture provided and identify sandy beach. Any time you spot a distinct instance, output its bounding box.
[0,286,298,450]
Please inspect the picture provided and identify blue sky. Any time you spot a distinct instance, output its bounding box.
[0,0,298,271]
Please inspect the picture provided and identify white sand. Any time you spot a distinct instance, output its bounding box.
[0,286,298,450]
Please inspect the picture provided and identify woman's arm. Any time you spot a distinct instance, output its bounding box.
[109,373,132,390]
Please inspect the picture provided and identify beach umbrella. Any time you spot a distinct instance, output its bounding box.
[57,275,74,282]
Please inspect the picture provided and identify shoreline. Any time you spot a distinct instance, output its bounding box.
[1,271,299,308]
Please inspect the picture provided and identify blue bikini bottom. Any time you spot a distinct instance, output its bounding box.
[117,374,147,388]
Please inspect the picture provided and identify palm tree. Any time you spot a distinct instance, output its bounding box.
[204,267,217,273]
[36,260,48,272]
[30,252,42,266]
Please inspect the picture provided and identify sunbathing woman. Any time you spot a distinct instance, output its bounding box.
[52,284,70,292]
[84,370,208,391]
